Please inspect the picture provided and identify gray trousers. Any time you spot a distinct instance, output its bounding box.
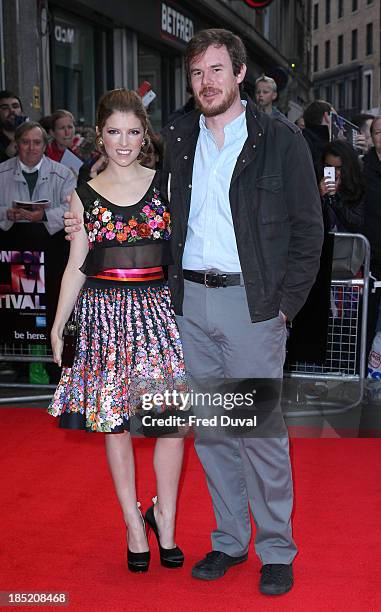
[176,280,298,564]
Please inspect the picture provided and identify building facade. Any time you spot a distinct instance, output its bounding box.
[1,0,312,129]
[311,0,380,118]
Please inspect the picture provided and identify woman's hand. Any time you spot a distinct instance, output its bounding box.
[319,177,337,198]
[51,328,63,367]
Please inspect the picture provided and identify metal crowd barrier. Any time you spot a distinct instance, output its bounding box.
[0,232,372,411]
[283,232,371,417]
[0,344,55,404]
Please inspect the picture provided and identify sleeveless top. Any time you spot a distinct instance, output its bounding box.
[77,171,173,275]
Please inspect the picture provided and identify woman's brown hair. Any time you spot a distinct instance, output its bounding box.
[50,109,75,131]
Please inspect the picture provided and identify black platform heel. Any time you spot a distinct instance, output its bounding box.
[145,497,184,569]
[127,502,150,573]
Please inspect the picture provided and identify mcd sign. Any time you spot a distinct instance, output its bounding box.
[243,0,274,7]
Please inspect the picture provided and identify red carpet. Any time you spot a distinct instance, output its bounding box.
[1,408,381,611]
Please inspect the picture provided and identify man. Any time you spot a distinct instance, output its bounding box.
[0,121,76,383]
[363,116,381,360]
[64,30,323,594]
[303,99,333,167]
[0,90,26,163]
[0,121,76,233]
[255,75,283,118]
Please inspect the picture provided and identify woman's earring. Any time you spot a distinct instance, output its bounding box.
[98,137,104,147]
[141,139,146,147]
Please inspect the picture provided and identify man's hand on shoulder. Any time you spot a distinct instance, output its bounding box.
[64,210,82,241]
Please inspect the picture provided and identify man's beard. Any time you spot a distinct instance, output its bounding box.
[195,85,239,118]
[0,116,17,132]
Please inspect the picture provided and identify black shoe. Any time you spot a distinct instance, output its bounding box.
[127,502,150,573]
[127,549,150,573]
[192,551,248,581]
[145,500,184,568]
[259,563,294,595]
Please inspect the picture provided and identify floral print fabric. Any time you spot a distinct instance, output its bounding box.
[48,283,187,433]
[85,186,171,246]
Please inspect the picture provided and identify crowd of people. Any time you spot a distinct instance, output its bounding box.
[0,26,380,595]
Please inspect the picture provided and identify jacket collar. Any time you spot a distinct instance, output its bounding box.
[13,155,50,182]
[364,147,381,171]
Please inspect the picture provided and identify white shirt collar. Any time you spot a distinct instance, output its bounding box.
[19,157,44,174]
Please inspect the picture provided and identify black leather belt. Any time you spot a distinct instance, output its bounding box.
[183,269,241,288]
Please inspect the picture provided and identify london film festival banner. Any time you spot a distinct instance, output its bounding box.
[0,227,68,346]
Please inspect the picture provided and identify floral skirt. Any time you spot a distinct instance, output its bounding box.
[48,280,187,433]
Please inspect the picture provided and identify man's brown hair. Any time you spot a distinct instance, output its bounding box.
[15,121,48,146]
[185,29,247,79]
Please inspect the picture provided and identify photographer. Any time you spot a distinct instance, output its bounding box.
[318,140,364,233]
[0,90,27,163]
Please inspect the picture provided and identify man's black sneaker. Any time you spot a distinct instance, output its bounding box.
[192,551,248,581]
[259,563,294,595]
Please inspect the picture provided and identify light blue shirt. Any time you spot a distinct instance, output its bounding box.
[182,102,248,272]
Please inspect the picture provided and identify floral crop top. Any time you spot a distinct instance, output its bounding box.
[76,171,173,276]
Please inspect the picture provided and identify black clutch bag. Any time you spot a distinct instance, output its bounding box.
[61,319,78,368]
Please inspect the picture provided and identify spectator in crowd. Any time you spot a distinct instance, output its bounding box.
[167,88,196,123]
[295,116,305,129]
[351,113,375,155]
[39,114,54,134]
[0,90,27,163]
[303,100,333,167]
[318,140,364,232]
[0,121,76,233]
[363,116,381,356]
[254,75,284,118]
[45,109,81,163]
[0,121,76,384]
[140,131,164,169]
[288,139,363,371]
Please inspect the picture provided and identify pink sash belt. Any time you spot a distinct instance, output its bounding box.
[91,267,164,282]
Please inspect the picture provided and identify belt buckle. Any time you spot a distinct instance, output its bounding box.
[204,270,227,288]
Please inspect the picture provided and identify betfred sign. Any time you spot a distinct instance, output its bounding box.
[243,0,274,7]
[161,2,194,44]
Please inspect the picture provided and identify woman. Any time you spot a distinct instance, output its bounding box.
[48,89,186,573]
[45,109,80,162]
[287,140,365,368]
[318,140,364,232]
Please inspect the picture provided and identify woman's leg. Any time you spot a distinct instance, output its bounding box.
[152,437,184,548]
[105,432,148,553]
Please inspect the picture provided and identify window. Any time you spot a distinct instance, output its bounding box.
[325,41,330,68]
[325,0,331,24]
[366,23,373,55]
[364,73,372,110]
[338,81,345,109]
[366,0,373,4]
[338,0,344,18]
[351,29,357,60]
[325,84,332,103]
[313,87,320,100]
[52,10,97,124]
[352,0,358,11]
[313,3,319,29]
[313,45,319,72]
[350,80,357,108]
[337,35,343,64]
